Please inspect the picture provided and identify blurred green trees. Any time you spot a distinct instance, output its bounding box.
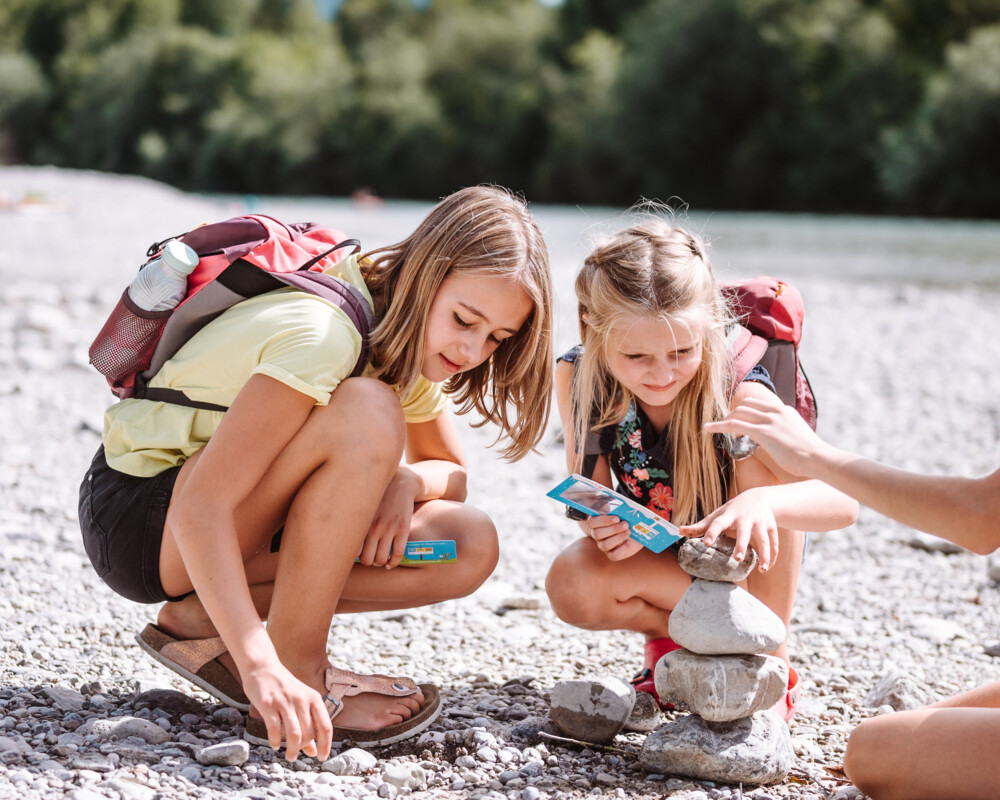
[1,0,998,216]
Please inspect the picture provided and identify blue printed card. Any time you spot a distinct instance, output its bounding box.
[355,539,457,566]
[547,474,683,554]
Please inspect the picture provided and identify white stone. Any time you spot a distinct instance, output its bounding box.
[654,649,788,721]
[668,580,787,655]
[382,762,428,791]
[79,716,170,745]
[323,747,378,776]
[195,739,250,766]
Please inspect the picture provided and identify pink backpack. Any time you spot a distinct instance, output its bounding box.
[724,276,817,430]
[89,214,371,411]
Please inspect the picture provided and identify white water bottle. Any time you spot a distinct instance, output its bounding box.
[128,240,200,311]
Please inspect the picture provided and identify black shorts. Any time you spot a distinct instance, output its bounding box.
[78,446,187,604]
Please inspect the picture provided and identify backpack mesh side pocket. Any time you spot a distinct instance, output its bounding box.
[88,290,171,398]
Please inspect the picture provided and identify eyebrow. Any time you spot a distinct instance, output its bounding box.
[458,301,520,335]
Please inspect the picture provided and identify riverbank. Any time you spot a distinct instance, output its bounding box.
[1,166,999,800]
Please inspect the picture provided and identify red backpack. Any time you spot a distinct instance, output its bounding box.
[724,276,817,429]
[89,214,372,412]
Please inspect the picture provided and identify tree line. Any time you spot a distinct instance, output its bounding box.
[1,0,998,217]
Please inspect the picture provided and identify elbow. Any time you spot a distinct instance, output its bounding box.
[449,469,469,503]
[948,502,1000,556]
[964,523,999,555]
[841,497,860,528]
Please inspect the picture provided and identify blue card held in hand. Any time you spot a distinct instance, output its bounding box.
[546,474,682,554]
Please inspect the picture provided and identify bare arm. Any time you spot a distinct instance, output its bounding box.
[684,382,858,568]
[706,392,1000,554]
[360,411,470,568]
[167,374,330,756]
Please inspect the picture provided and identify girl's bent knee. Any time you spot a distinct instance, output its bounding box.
[844,719,890,797]
[455,514,499,596]
[319,378,405,458]
[546,550,602,627]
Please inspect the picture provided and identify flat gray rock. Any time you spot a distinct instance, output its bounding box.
[668,580,787,655]
[678,537,758,582]
[549,677,635,744]
[42,686,86,712]
[640,711,795,786]
[195,739,249,766]
[654,650,788,722]
[78,716,170,745]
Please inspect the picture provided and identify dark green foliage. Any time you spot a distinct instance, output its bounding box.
[0,0,998,216]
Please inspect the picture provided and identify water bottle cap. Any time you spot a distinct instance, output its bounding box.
[161,240,200,275]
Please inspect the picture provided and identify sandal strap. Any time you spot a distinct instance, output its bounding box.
[322,666,419,722]
[159,636,229,674]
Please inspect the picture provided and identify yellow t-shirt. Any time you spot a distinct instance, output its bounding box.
[103,255,448,477]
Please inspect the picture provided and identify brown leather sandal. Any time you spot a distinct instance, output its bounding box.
[244,666,442,748]
[135,623,250,712]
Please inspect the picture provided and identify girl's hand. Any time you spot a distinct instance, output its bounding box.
[243,659,332,763]
[358,469,420,569]
[585,515,644,561]
[679,487,779,572]
[704,393,824,479]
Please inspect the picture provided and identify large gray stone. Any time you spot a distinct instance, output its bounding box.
[668,580,786,655]
[549,677,635,744]
[678,537,758,582]
[654,650,788,722]
[863,667,932,711]
[640,711,795,786]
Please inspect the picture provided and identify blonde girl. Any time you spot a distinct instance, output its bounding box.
[545,218,856,718]
[79,186,553,761]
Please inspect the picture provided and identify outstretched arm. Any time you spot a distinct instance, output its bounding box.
[684,382,858,569]
[705,392,1000,554]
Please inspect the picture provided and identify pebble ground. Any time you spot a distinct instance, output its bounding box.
[2,167,999,800]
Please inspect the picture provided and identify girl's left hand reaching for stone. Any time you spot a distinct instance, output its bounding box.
[679,487,779,572]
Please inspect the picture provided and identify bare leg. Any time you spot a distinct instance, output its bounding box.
[158,378,422,730]
[844,682,1000,800]
[159,498,500,631]
[545,537,690,636]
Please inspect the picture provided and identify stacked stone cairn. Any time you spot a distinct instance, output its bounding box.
[638,536,796,785]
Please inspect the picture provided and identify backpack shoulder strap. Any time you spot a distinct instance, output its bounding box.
[139,269,375,410]
[728,323,769,395]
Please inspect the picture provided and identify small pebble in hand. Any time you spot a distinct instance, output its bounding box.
[722,434,759,460]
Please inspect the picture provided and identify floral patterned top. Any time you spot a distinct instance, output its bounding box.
[558,345,775,522]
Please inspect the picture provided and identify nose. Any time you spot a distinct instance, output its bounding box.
[458,331,492,367]
[649,360,674,385]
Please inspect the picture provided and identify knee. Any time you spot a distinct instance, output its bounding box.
[844,717,893,798]
[320,378,405,463]
[545,544,604,628]
[451,512,499,597]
